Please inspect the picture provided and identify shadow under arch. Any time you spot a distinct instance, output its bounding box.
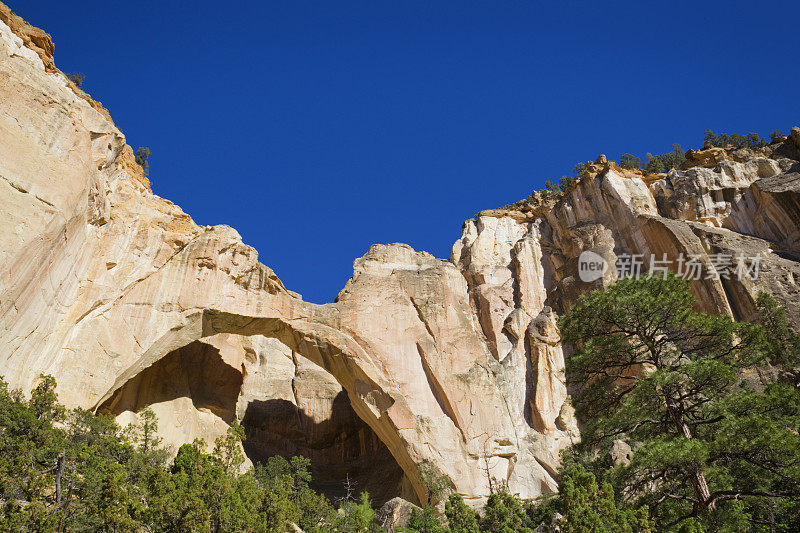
[98,339,243,423]
[242,394,413,505]
[93,308,426,505]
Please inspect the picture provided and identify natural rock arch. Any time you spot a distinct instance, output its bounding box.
[94,308,430,505]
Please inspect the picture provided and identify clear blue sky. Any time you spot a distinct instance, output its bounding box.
[13,1,799,303]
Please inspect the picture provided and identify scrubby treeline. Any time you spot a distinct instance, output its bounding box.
[505,128,788,210]
[0,379,376,532]
[0,375,650,532]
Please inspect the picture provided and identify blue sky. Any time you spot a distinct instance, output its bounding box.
[14,1,799,303]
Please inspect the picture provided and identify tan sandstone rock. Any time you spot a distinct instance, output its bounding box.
[374,497,421,532]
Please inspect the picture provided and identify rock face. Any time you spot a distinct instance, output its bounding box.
[0,4,799,507]
[374,497,421,532]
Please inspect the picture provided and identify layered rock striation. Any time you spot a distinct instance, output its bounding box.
[1,3,798,506]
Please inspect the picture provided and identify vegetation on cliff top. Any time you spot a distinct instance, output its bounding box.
[135,147,151,178]
[65,72,85,87]
[501,128,785,212]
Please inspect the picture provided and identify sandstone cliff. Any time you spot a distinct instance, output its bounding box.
[1,3,798,507]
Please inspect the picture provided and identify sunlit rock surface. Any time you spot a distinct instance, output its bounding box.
[0,2,798,506]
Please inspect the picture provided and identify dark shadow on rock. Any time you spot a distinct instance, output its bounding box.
[99,340,415,506]
[98,340,242,423]
[241,391,415,506]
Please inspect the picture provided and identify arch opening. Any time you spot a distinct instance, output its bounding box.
[98,320,420,506]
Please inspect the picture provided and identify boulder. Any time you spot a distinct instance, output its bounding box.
[374,497,421,532]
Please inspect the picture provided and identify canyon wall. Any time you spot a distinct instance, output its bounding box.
[1,3,798,506]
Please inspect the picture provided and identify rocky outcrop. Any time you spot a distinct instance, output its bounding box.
[375,498,421,532]
[0,2,53,72]
[0,3,798,507]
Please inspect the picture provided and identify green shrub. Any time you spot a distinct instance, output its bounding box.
[703,129,767,149]
[66,72,85,87]
[479,491,533,533]
[643,143,685,173]
[135,146,151,177]
[769,128,785,142]
[444,494,480,533]
[418,461,451,505]
[617,153,642,170]
[403,505,448,533]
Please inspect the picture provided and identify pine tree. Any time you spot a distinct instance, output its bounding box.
[559,274,800,528]
[404,505,448,533]
[444,494,480,533]
[479,492,533,533]
[555,463,652,532]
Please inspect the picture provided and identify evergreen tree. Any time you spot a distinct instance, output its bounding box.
[403,505,448,533]
[444,494,480,533]
[618,153,643,170]
[644,143,685,173]
[419,461,450,505]
[135,147,151,177]
[479,492,533,533]
[554,463,653,532]
[213,420,247,476]
[755,292,800,386]
[703,130,768,150]
[559,274,800,529]
[769,129,785,142]
[333,491,376,532]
